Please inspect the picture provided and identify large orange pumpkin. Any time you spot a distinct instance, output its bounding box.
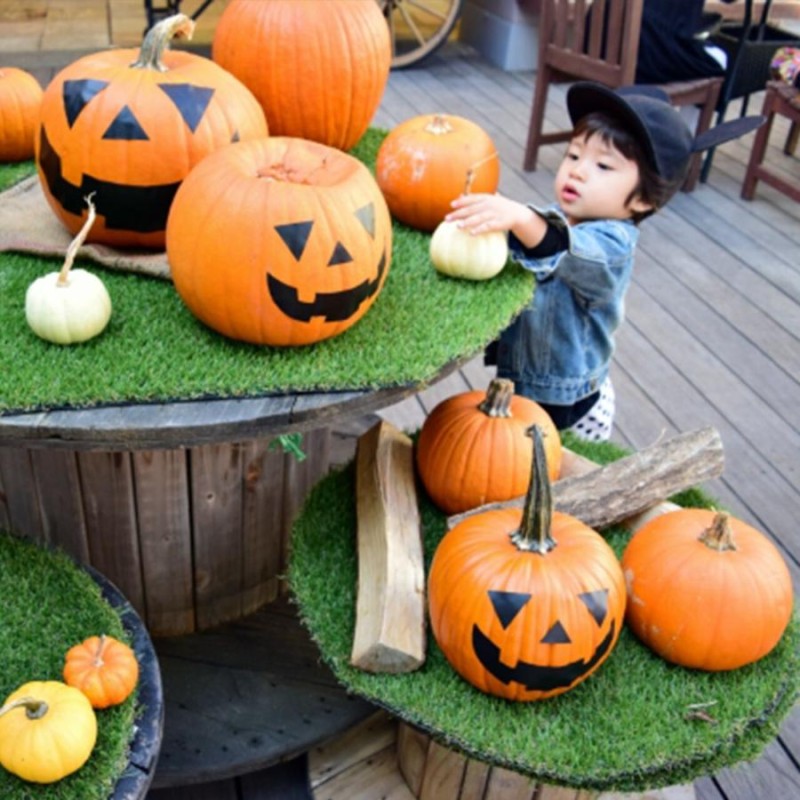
[35,14,268,249]
[622,508,793,671]
[376,114,500,231]
[0,67,43,162]
[167,136,392,346]
[428,426,626,701]
[212,0,391,151]
[416,378,561,514]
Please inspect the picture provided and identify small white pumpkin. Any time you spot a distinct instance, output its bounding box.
[429,220,509,281]
[25,195,112,345]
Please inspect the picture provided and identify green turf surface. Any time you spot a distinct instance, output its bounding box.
[288,436,800,792]
[0,531,138,799]
[0,134,533,415]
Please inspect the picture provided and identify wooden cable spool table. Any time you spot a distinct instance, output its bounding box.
[0,366,465,788]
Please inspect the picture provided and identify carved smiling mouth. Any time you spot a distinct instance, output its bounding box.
[38,125,179,233]
[266,249,388,323]
[471,620,616,692]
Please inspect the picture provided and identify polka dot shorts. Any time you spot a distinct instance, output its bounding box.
[568,378,615,442]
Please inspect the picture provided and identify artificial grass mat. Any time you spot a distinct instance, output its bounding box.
[0,132,533,416]
[0,531,139,800]
[288,435,800,793]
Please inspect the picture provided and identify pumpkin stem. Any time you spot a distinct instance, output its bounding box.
[477,378,514,418]
[511,425,556,554]
[131,13,195,72]
[94,634,107,666]
[424,115,454,136]
[698,512,738,552]
[0,696,49,720]
[58,194,97,286]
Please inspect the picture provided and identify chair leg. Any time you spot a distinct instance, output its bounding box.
[682,81,722,192]
[785,121,799,156]
[523,68,552,172]
[699,104,729,184]
[741,88,777,201]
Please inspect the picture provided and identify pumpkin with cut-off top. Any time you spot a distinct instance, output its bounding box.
[167,136,392,347]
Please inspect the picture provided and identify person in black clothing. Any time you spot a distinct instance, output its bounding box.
[635,0,737,84]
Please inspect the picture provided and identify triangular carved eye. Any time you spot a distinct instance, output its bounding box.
[488,590,531,629]
[276,221,313,261]
[327,242,353,266]
[579,589,609,627]
[63,79,110,127]
[159,84,214,133]
[354,202,376,238]
[103,106,148,140]
[540,621,571,644]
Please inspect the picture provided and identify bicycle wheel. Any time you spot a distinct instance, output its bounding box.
[377,0,464,69]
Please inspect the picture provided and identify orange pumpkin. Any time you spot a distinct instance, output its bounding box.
[622,509,793,671]
[63,634,139,709]
[167,136,392,346]
[416,378,561,514]
[428,426,626,701]
[376,114,500,231]
[35,14,268,249]
[212,0,391,151]
[0,67,43,162]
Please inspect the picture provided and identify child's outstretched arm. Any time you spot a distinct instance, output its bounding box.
[445,193,548,249]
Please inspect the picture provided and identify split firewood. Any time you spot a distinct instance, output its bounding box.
[352,420,425,673]
[447,427,724,532]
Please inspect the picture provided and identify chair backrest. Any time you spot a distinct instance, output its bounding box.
[539,0,644,87]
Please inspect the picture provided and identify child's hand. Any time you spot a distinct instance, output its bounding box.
[445,193,529,235]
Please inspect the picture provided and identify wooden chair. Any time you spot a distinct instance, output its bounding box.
[523,0,723,192]
[741,81,800,203]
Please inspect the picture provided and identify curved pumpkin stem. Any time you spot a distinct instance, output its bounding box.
[511,425,556,554]
[0,696,49,720]
[58,194,97,286]
[464,151,498,195]
[131,13,195,72]
[698,512,738,552]
[477,378,514,418]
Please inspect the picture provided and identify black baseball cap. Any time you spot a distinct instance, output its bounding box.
[566,81,764,184]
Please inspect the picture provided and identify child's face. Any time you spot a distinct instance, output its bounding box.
[554,132,653,225]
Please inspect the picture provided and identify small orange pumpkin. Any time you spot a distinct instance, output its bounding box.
[428,426,626,701]
[167,136,392,346]
[416,378,561,514]
[63,634,139,709]
[212,0,391,151]
[0,67,43,162]
[622,508,794,671]
[35,14,267,249]
[376,114,500,231]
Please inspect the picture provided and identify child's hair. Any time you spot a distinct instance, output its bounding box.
[572,112,682,223]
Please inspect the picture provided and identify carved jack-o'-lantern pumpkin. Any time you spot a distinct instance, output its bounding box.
[428,427,626,701]
[166,136,392,346]
[35,15,268,249]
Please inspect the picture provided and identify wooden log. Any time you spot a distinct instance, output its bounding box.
[352,420,425,673]
[447,427,724,531]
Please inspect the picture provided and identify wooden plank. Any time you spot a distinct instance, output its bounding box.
[132,448,195,637]
[0,446,44,542]
[396,722,430,797]
[190,442,245,631]
[240,439,286,614]
[352,421,425,673]
[459,758,491,800]
[417,738,467,800]
[482,766,537,800]
[310,744,414,800]
[77,450,145,615]
[30,449,89,562]
[309,712,397,788]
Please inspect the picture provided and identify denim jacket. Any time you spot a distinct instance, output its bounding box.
[496,205,639,407]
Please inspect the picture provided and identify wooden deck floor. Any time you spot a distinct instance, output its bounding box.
[6,33,799,800]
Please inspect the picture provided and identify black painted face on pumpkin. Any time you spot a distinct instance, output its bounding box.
[37,78,231,240]
[267,202,388,323]
[472,588,616,693]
